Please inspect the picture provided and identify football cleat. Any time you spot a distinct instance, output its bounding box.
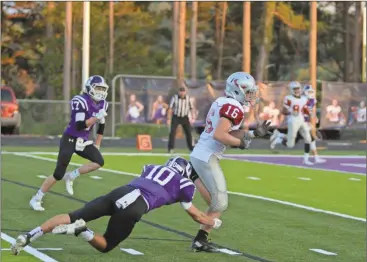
[303,160,314,166]
[191,239,219,253]
[64,173,74,196]
[29,197,45,211]
[270,129,280,149]
[11,234,30,255]
[314,158,326,164]
[52,219,87,235]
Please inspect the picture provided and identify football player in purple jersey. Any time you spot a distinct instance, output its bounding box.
[12,157,223,255]
[29,75,109,211]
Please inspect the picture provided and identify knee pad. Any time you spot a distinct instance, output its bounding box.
[96,157,104,167]
[209,192,228,212]
[53,166,67,181]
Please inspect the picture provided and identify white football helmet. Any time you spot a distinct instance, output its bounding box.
[303,85,315,99]
[84,75,109,101]
[289,81,302,97]
[225,72,257,105]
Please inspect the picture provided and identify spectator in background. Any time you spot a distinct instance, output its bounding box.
[348,101,366,126]
[151,95,168,124]
[326,99,342,124]
[127,94,144,123]
[260,101,280,127]
[357,101,366,123]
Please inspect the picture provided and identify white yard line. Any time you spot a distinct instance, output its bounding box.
[1,232,58,262]
[7,152,366,223]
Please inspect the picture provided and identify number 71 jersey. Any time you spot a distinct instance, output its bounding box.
[191,97,245,162]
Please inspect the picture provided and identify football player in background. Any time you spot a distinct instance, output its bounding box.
[269,81,313,165]
[189,72,271,252]
[294,85,326,163]
[29,75,109,211]
[12,157,222,255]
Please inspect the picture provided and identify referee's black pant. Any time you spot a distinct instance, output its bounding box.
[168,116,194,151]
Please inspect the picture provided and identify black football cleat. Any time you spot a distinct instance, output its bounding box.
[191,239,219,253]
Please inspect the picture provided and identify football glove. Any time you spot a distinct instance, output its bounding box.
[253,120,272,137]
[95,109,107,120]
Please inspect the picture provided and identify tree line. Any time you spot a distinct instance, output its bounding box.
[1,1,364,100]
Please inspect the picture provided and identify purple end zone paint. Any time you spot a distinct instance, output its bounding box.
[225,155,366,175]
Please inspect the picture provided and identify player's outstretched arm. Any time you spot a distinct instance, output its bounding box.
[181,202,222,229]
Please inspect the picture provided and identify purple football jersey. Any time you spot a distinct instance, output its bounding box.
[64,94,108,140]
[128,164,196,211]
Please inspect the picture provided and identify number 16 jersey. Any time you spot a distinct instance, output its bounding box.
[191,97,245,163]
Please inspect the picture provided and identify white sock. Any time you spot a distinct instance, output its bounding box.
[28,226,44,242]
[275,137,283,144]
[68,169,80,180]
[304,153,310,162]
[35,190,45,200]
[80,229,94,242]
[310,140,316,151]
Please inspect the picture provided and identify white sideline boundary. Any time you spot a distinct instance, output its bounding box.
[2,151,365,158]
[3,151,365,176]
[8,152,366,223]
[1,232,58,262]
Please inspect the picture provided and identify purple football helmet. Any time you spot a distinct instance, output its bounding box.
[84,75,109,101]
[165,156,192,178]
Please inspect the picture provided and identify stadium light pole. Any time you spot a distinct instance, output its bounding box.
[63,2,72,116]
[309,1,317,138]
[82,1,90,92]
[243,1,251,73]
[363,1,366,82]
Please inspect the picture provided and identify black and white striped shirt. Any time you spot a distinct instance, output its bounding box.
[169,94,193,117]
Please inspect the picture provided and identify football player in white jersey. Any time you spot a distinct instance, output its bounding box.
[189,72,271,252]
[269,81,313,165]
[294,85,326,163]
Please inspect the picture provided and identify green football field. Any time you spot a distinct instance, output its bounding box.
[1,146,365,262]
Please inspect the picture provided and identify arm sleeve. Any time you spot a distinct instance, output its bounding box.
[97,123,105,135]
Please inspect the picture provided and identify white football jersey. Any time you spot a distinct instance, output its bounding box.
[191,97,245,162]
[283,95,310,120]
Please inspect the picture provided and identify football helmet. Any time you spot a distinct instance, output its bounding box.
[289,81,302,97]
[84,75,109,101]
[165,156,192,178]
[303,85,315,99]
[225,72,257,106]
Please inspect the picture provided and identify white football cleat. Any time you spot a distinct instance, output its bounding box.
[303,160,314,166]
[52,219,87,235]
[29,197,45,211]
[314,158,326,164]
[270,129,280,149]
[11,234,30,255]
[64,173,74,196]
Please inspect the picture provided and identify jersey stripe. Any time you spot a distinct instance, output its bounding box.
[180,181,193,190]
[71,97,86,110]
[74,95,89,111]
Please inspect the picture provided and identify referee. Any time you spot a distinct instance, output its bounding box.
[167,87,195,153]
